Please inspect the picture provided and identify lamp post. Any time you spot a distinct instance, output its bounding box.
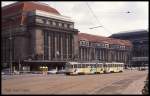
[6,17,15,75]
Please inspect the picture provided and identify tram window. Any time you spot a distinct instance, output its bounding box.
[81,64,83,68]
[116,64,118,67]
[107,64,109,67]
[89,64,92,68]
[109,64,111,67]
[86,64,89,68]
[90,64,92,67]
[74,64,77,68]
[77,64,79,68]
[85,64,87,68]
[80,64,84,68]
[94,64,96,68]
[70,65,73,68]
[82,64,86,68]
[99,64,101,67]
[96,64,99,67]
[78,64,81,68]
[99,64,102,67]
[104,64,106,67]
[93,64,95,67]
[84,64,86,68]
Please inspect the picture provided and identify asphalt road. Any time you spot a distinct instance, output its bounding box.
[2,69,148,95]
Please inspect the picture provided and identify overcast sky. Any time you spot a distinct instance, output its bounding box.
[2,1,148,37]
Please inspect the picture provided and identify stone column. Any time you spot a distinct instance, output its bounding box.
[85,47,88,61]
[71,35,74,61]
[61,33,63,60]
[80,47,82,61]
[87,47,90,61]
[82,47,84,61]
[85,48,86,61]
[83,47,85,61]
[55,32,57,60]
[93,48,95,60]
[89,48,91,61]
[48,33,51,60]
[66,34,69,60]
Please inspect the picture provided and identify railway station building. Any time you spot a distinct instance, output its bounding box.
[78,33,132,67]
[110,30,149,67]
[1,1,132,72]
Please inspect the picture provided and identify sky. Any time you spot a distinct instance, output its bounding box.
[2,1,148,37]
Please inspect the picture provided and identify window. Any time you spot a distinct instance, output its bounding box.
[105,44,109,48]
[86,42,89,46]
[36,18,43,23]
[70,24,74,28]
[67,24,70,28]
[55,22,59,26]
[59,23,62,27]
[47,20,51,25]
[64,24,67,28]
[43,19,46,24]
[52,21,56,26]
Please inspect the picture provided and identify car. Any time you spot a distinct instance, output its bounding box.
[47,69,57,74]
[56,70,66,74]
[31,71,43,74]
[1,68,11,75]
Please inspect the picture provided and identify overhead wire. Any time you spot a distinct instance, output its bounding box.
[86,2,112,35]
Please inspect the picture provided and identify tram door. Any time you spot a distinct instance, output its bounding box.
[103,63,107,73]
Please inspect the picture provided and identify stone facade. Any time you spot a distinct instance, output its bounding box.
[1,2,132,71]
[110,30,149,67]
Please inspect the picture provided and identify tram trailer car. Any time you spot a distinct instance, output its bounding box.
[65,62,124,75]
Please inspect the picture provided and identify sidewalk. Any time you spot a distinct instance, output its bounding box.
[122,75,146,94]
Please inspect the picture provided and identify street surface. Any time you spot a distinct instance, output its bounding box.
[2,69,148,95]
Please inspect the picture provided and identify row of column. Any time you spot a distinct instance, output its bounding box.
[2,38,15,63]
[44,31,73,61]
[79,46,129,63]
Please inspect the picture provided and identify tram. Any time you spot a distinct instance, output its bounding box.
[65,62,124,75]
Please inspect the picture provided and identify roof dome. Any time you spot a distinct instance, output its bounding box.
[2,1,60,16]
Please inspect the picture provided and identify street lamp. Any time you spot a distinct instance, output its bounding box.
[4,17,15,75]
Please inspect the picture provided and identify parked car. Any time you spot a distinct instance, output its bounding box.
[56,70,66,74]
[47,69,57,74]
[31,71,43,74]
[1,68,11,75]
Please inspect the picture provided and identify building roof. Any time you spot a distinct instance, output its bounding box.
[110,29,148,38]
[2,1,60,16]
[79,33,132,47]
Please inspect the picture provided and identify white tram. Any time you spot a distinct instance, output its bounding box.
[65,62,124,75]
